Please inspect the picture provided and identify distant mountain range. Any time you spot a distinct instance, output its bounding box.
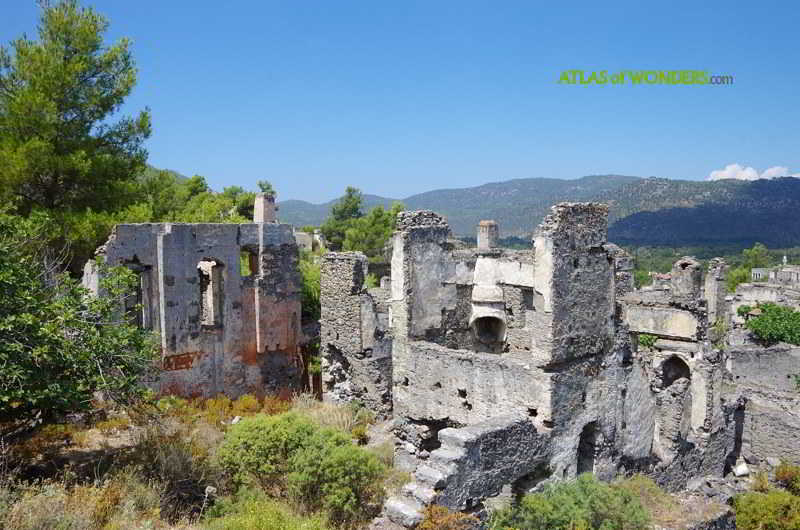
[277,175,800,248]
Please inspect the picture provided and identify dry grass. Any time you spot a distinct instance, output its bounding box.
[418,505,478,530]
[752,471,771,493]
[291,393,367,435]
[95,415,132,434]
[1,470,172,530]
[615,474,679,526]
[262,395,292,416]
[4,392,391,529]
[367,441,394,468]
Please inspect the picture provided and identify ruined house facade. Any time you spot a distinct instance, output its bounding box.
[320,204,800,527]
[84,194,304,398]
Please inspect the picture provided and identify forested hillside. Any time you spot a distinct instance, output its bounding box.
[279,175,800,248]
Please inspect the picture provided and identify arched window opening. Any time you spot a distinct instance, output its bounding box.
[662,356,691,388]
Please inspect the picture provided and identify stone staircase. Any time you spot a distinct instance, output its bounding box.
[383,442,464,527]
[383,414,543,528]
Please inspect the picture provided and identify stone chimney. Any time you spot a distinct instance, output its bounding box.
[477,220,499,250]
[670,257,702,299]
[253,192,277,223]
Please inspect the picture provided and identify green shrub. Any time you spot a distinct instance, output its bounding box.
[746,303,800,345]
[216,412,317,489]
[737,305,753,318]
[288,428,386,525]
[205,488,330,530]
[231,394,262,416]
[0,212,157,421]
[638,333,658,349]
[364,273,379,289]
[489,474,650,530]
[734,489,800,530]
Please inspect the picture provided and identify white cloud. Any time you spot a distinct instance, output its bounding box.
[707,163,799,181]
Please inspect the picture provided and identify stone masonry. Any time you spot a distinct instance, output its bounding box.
[320,252,393,417]
[83,212,303,398]
[319,203,800,527]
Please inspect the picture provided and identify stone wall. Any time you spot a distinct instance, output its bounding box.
[726,344,800,467]
[310,203,800,527]
[84,221,302,398]
[320,252,393,416]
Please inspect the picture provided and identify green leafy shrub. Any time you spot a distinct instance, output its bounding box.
[489,474,650,530]
[746,303,800,345]
[217,410,387,526]
[638,333,658,349]
[734,489,800,530]
[288,428,386,525]
[737,304,753,318]
[205,488,330,530]
[364,273,379,289]
[0,212,157,420]
[216,412,317,489]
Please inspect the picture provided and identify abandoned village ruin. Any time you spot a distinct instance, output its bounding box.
[87,199,800,528]
[84,193,305,397]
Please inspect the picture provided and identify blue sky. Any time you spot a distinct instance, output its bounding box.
[3,1,799,202]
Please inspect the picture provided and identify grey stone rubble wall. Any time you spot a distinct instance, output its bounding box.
[704,258,728,330]
[83,222,303,398]
[531,202,614,368]
[385,414,546,527]
[320,252,392,416]
[725,344,800,468]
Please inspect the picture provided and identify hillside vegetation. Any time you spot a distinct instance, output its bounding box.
[279,175,800,248]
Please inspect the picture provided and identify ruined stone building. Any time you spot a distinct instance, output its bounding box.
[84,193,304,398]
[320,204,800,527]
[751,257,800,288]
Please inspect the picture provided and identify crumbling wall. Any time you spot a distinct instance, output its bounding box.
[320,252,392,416]
[84,221,302,398]
[725,345,800,467]
[531,203,614,367]
[389,212,541,460]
